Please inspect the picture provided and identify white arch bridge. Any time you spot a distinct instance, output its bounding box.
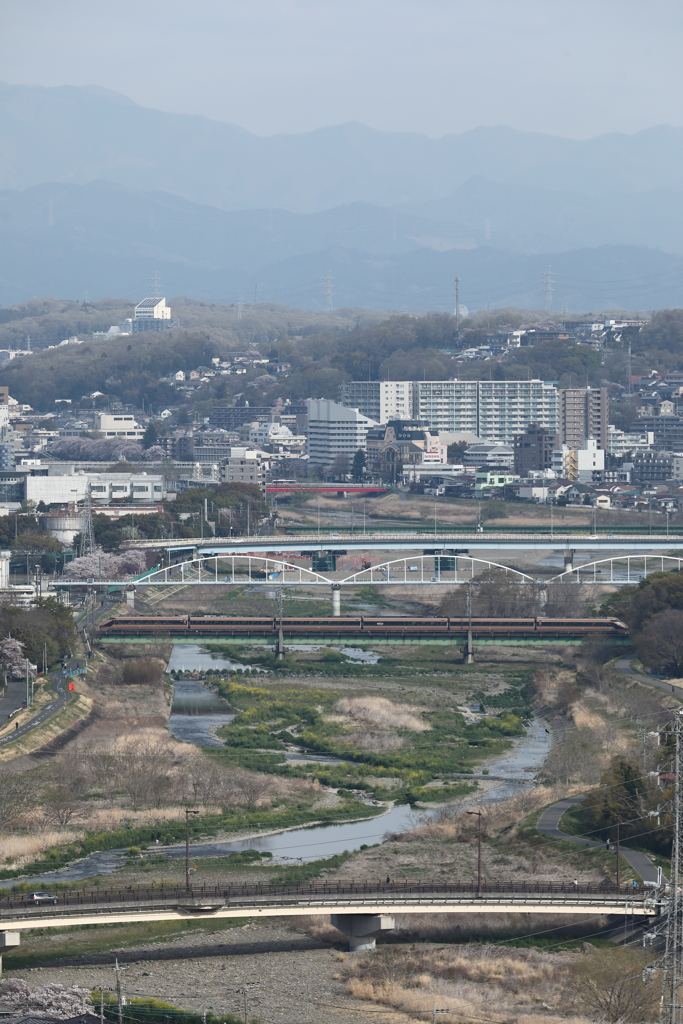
[61,553,683,591]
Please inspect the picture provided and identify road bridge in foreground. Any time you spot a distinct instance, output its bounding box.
[126,532,683,555]
[0,880,662,953]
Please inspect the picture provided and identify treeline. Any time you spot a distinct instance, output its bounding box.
[601,571,683,676]
[0,598,77,668]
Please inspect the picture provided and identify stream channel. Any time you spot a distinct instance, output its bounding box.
[0,647,551,886]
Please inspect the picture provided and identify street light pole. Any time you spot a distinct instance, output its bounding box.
[185,808,199,890]
[616,815,621,886]
[466,809,483,894]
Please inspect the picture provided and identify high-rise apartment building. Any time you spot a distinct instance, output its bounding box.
[306,399,378,464]
[559,387,608,450]
[413,380,479,434]
[340,379,559,443]
[339,381,413,423]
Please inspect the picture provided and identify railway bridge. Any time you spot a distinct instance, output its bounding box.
[0,880,662,953]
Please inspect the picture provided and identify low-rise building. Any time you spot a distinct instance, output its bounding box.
[551,438,604,483]
[94,413,145,440]
[464,443,514,469]
[220,448,269,491]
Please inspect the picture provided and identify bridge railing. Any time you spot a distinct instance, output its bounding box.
[0,879,651,911]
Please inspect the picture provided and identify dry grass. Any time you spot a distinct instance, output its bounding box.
[333,697,428,732]
[0,831,85,870]
[341,944,597,1024]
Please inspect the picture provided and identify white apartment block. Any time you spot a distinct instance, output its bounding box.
[476,380,559,444]
[306,399,378,465]
[414,381,479,434]
[342,379,558,443]
[340,381,413,423]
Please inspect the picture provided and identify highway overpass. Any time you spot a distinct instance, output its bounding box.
[125,532,683,554]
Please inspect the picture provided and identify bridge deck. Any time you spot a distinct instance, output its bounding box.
[125,533,683,554]
[0,881,661,930]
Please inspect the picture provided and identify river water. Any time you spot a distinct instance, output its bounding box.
[0,648,550,884]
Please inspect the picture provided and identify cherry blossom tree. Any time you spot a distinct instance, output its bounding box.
[63,548,147,581]
[0,979,92,1018]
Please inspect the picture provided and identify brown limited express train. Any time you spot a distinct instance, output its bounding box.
[97,615,629,638]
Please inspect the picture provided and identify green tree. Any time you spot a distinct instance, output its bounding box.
[142,422,158,449]
[479,499,508,521]
[352,449,366,481]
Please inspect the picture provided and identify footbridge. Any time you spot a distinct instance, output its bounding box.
[0,880,662,952]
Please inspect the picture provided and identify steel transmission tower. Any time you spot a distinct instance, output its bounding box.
[541,266,555,310]
[79,486,95,558]
[653,709,683,1024]
[322,271,335,312]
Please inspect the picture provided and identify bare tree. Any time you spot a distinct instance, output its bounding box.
[235,771,275,809]
[40,785,82,827]
[636,608,683,676]
[0,771,31,829]
[566,947,658,1022]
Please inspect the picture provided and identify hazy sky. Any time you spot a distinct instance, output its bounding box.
[2,0,683,138]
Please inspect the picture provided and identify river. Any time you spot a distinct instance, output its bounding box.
[0,649,550,884]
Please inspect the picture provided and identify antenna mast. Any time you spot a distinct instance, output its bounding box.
[454,277,460,331]
[149,272,161,299]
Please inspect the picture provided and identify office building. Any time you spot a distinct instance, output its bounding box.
[559,387,608,450]
[340,381,414,423]
[514,423,560,475]
[306,399,377,465]
[464,443,514,470]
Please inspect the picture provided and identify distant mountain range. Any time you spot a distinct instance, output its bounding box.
[2,82,683,310]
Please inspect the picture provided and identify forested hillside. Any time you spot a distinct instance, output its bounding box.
[3,301,683,413]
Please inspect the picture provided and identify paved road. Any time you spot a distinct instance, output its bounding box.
[0,672,69,749]
[615,658,683,697]
[537,794,660,883]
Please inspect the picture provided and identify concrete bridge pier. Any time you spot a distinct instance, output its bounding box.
[331,914,395,951]
[564,549,575,572]
[0,932,20,975]
[331,585,341,617]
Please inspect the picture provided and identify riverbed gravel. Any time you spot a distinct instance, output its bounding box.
[10,921,416,1024]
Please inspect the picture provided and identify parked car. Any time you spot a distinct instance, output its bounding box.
[26,892,58,905]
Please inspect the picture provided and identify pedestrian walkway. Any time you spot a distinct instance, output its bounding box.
[537,794,659,883]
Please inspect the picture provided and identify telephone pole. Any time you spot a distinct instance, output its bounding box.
[113,959,130,1024]
[541,266,555,311]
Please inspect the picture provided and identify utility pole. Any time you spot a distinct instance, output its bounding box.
[541,266,555,311]
[113,959,129,1024]
[466,809,483,893]
[184,808,199,890]
[465,581,474,664]
[615,815,621,886]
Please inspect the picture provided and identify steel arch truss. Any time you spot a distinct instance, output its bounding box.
[140,555,333,587]
[341,555,535,586]
[134,554,537,588]
[550,555,683,585]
